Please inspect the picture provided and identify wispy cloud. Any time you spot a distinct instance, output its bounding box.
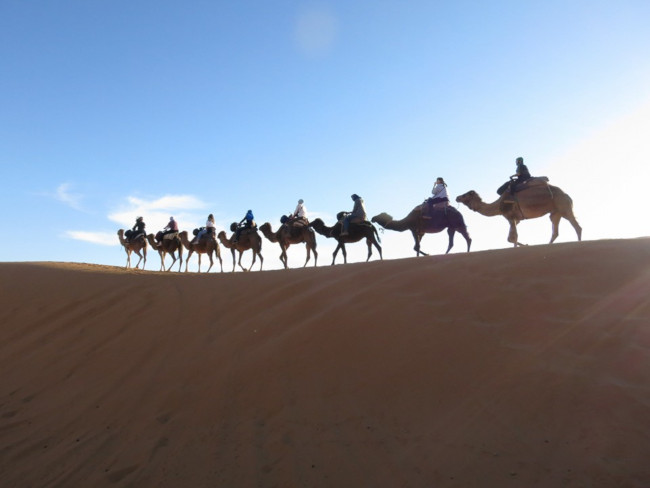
[55,183,84,210]
[108,194,210,231]
[65,231,119,246]
[66,193,214,247]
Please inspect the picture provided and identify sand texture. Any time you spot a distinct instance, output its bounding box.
[1,238,650,487]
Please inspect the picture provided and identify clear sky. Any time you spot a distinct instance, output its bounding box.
[2,1,649,271]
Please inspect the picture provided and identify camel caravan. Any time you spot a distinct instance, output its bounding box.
[118,157,581,271]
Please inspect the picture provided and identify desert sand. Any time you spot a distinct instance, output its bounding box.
[1,238,649,487]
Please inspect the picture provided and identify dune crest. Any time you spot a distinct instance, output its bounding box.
[1,239,650,487]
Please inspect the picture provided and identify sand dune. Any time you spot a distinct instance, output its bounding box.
[1,238,650,487]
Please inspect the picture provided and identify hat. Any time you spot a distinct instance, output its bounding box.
[298,199,304,204]
[351,194,360,200]
[170,216,174,220]
[516,157,524,165]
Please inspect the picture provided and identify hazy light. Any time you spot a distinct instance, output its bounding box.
[294,6,338,57]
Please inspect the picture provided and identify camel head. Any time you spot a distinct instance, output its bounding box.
[371,213,393,227]
[258,222,274,238]
[456,191,482,209]
[216,230,233,248]
[308,218,328,236]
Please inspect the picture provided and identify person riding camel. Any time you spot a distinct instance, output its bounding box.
[156,216,179,246]
[340,194,367,236]
[288,199,308,226]
[508,156,531,196]
[127,216,146,242]
[424,177,449,218]
[193,214,216,245]
[233,209,255,243]
[497,156,533,197]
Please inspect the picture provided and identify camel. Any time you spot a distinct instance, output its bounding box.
[117,229,147,269]
[146,233,183,272]
[309,215,382,265]
[371,204,471,256]
[217,224,264,272]
[259,222,318,269]
[179,230,223,273]
[455,184,582,247]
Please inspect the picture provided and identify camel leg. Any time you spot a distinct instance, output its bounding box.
[216,247,223,273]
[231,249,237,272]
[247,249,255,272]
[549,213,562,243]
[134,250,144,269]
[185,250,193,272]
[460,229,472,252]
[177,248,183,272]
[257,252,263,271]
[507,221,526,247]
[371,235,383,260]
[365,239,372,262]
[280,245,288,269]
[165,253,174,272]
[165,251,177,272]
[445,228,455,254]
[564,214,582,241]
[206,252,214,273]
[412,231,427,256]
[332,243,342,265]
[303,244,311,267]
[312,242,318,267]
[238,250,246,272]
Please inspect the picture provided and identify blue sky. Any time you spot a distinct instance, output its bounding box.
[2,1,649,271]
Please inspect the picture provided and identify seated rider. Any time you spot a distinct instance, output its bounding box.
[194,214,216,244]
[509,156,531,193]
[156,216,178,245]
[233,209,255,243]
[127,216,146,242]
[424,177,450,218]
[288,199,308,226]
[340,194,367,236]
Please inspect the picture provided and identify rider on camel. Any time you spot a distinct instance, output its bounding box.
[156,216,178,246]
[288,199,308,226]
[233,210,255,243]
[127,216,146,242]
[340,194,367,236]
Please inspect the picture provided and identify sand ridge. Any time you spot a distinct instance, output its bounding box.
[1,238,650,487]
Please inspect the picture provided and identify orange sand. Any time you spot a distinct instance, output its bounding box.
[1,238,649,487]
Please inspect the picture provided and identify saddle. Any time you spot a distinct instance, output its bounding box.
[163,232,179,241]
[125,230,145,243]
[193,227,216,242]
[497,176,549,195]
[420,205,449,225]
[421,199,449,218]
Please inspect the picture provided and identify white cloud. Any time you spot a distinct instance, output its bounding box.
[65,231,119,246]
[55,183,83,210]
[108,194,209,231]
